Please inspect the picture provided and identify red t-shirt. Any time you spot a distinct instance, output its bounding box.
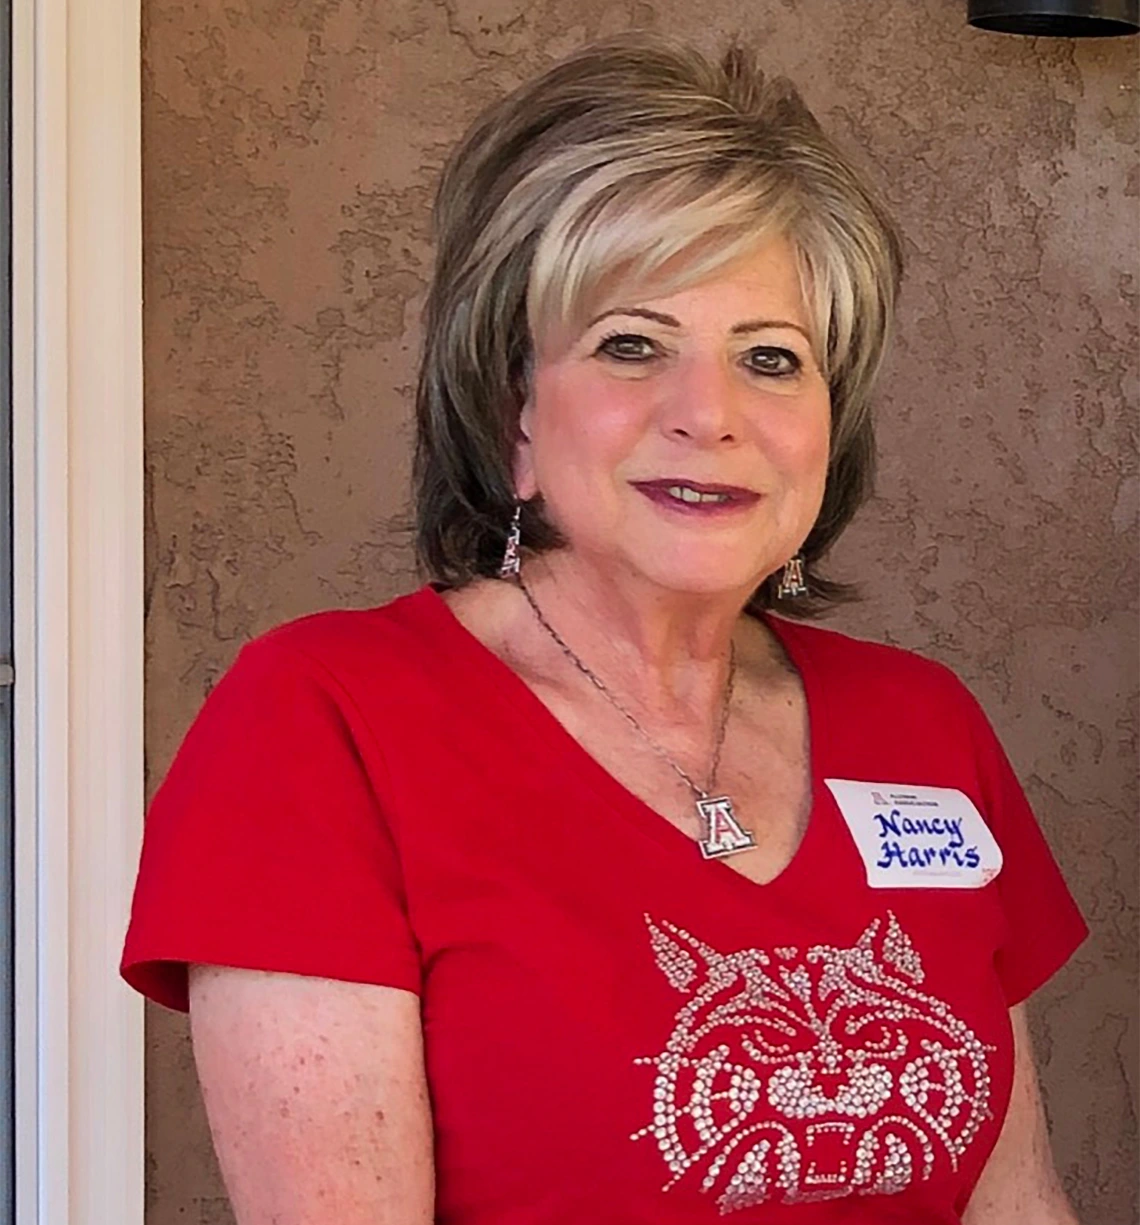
[121,584,1087,1224]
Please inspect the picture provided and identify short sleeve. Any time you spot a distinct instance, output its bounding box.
[120,634,421,1012]
[958,683,1088,1006]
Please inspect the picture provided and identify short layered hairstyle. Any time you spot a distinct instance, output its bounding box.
[413,33,905,615]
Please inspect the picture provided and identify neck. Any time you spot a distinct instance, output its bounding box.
[515,552,752,721]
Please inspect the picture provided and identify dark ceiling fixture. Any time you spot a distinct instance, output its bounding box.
[968,0,1140,35]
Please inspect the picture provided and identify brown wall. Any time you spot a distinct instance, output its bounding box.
[141,2,1139,1221]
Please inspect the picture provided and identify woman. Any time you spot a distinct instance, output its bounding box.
[121,34,1087,1224]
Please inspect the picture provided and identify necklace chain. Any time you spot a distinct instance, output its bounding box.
[516,576,736,801]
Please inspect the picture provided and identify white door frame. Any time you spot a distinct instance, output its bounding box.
[12,0,144,1220]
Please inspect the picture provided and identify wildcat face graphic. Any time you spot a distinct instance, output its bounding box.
[632,913,994,1213]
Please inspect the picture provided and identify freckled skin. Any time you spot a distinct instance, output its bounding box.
[189,966,434,1223]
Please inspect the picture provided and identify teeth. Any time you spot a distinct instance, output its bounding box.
[666,485,731,504]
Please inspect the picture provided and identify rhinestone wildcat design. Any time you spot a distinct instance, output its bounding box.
[631,913,994,1213]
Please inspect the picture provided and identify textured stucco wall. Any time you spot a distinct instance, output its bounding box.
[141,2,1139,1221]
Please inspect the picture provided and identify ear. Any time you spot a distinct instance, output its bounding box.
[880,911,924,983]
[512,397,539,501]
[647,917,698,993]
[857,912,924,984]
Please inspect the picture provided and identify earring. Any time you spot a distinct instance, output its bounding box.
[776,554,808,599]
[498,502,522,579]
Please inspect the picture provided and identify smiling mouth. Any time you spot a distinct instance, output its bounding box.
[631,479,761,511]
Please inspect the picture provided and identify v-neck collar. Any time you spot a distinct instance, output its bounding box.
[412,582,840,908]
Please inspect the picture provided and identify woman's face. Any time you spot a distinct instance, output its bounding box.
[514,235,832,599]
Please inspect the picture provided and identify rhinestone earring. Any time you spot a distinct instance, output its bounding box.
[498,502,522,579]
[776,554,808,599]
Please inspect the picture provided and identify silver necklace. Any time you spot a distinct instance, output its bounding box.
[516,576,757,860]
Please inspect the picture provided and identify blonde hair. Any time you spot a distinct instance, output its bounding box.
[414,33,904,614]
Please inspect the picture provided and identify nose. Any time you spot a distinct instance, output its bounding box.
[658,355,745,446]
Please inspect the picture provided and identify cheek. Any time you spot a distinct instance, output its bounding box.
[807,425,833,486]
[531,371,650,482]
[768,401,832,488]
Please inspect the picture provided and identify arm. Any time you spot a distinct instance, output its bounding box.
[963,1004,1079,1225]
[188,964,435,1225]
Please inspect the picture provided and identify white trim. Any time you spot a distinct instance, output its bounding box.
[13,0,144,1220]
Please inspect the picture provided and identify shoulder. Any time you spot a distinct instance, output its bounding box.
[166,584,455,792]
[192,585,459,751]
[768,613,977,717]
[235,584,449,692]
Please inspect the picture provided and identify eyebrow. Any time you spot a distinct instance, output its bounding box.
[586,306,813,343]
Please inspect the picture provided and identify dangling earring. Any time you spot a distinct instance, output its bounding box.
[776,554,808,599]
[498,502,522,579]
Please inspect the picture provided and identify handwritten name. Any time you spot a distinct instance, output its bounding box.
[872,808,981,871]
[873,811,964,845]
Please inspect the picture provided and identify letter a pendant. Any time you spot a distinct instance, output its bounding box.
[696,795,756,860]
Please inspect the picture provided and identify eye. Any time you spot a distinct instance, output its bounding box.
[745,346,802,378]
[595,331,659,362]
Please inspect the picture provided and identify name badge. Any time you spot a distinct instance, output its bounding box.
[824,779,1003,889]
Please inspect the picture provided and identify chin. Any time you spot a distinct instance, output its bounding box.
[624,555,766,601]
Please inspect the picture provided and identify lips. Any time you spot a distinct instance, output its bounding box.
[629,478,762,518]
[630,479,761,504]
